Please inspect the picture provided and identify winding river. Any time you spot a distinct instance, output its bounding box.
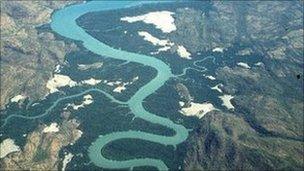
[51,1,188,170]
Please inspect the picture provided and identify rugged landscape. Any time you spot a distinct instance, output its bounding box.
[178,1,304,170]
[0,1,79,109]
[78,1,303,169]
[0,1,303,170]
[1,111,82,170]
[0,1,83,170]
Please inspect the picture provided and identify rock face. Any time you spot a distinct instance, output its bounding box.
[170,8,205,52]
[175,83,192,107]
[170,1,303,57]
[0,116,82,170]
[184,111,303,170]
[0,1,80,108]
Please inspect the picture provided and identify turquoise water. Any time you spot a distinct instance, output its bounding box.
[51,1,188,170]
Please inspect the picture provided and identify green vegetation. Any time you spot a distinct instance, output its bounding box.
[33,146,49,162]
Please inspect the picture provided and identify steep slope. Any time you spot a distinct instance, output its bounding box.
[0,1,80,109]
[184,111,303,170]
[182,1,303,170]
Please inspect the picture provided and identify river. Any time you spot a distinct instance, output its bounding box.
[51,1,188,170]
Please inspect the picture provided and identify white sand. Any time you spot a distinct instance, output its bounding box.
[212,47,224,53]
[255,62,264,66]
[179,101,216,119]
[0,138,20,158]
[157,46,171,52]
[177,45,191,59]
[138,31,174,55]
[66,94,93,110]
[46,74,77,93]
[43,123,59,133]
[138,31,172,46]
[132,76,139,82]
[76,130,83,140]
[10,95,26,103]
[219,94,235,110]
[205,75,216,80]
[77,64,86,68]
[113,85,126,93]
[106,80,123,87]
[114,81,122,84]
[179,101,185,107]
[83,95,93,105]
[62,153,74,171]
[237,62,251,69]
[54,64,61,73]
[211,84,223,93]
[121,11,176,33]
[80,78,102,86]
[106,82,115,86]
[137,31,191,59]
[66,104,80,110]
[104,76,139,93]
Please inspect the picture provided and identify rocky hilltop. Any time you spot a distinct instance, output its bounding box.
[0,1,80,109]
[0,112,82,170]
[181,1,303,170]
[171,1,303,56]
[184,111,303,170]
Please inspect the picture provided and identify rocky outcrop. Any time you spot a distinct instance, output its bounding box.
[183,111,304,170]
[0,1,80,109]
[183,1,303,170]
[0,112,82,170]
[175,83,192,107]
